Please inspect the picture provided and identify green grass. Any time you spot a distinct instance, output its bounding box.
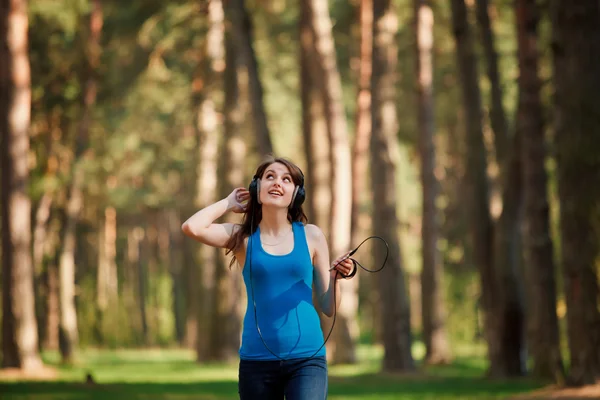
[0,345,545,400]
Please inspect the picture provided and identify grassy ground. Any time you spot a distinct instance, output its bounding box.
[0,345,548,400]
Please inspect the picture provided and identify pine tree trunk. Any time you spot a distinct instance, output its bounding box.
[299,2,335,356]
[44,258,60,351]
[371,0,414,372]
[208,27,246,361]
[449,0,497,374]
[351,0,373,248]
[129,227,148,344]
[225,0,272,156]
[415,0,451,365]
[58,0,102,362]
[492,131,526,377]
[474,0,508,163]
[300,0,330,235]
[552,0,600,385]
[96,207,118,344]
[193,0,224,359]
[306,0,357,364]
[0,0,43,371]
[517,0,564,383]
[167,210,186,344]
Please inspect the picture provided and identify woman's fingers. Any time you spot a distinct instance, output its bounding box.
[330,258,355,278]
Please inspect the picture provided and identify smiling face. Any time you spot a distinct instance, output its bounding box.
[259,162,297,208]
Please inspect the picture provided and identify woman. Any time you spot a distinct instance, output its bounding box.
[181,155,355,400]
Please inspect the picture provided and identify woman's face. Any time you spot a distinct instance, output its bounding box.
[259,162,296,208]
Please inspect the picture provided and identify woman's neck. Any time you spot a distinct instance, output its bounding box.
[259,208,291,236]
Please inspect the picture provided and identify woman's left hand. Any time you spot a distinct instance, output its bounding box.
[329,252,356,280]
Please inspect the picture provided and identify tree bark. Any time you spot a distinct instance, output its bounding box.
[0,0,43,371]
[371,0,414,372]
[552,0,600,385]
[449,0,497,374]
[351,0,373,249]
[193,0,224,359]
[306,0,357,364]
[167,210,186,344]
[517,0,564,383]
[225,0,272,156]
[58,0,102,362]
[208,26,246,361]
[474,0,508,164]
[492,130,526,377]
[415,0,451,365]
[95,206,118,344]
[300,0,330,235]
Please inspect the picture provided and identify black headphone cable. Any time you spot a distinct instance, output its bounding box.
[247,210,389,362]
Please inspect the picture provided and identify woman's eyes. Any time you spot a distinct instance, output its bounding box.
[266,174,292,183]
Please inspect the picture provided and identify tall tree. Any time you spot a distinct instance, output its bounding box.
[477,0,527,376]
[208,24,246,361]
[193,0,224,359]
[552,0,600,385]
[449,0,497,374]
[371,0,414,372]
[58,0,103,363]
[517,0,564,383]
[306,0,358,364]
[414,0,451,365]
[474,0,508,163]
[225,0,272,156]
[1,0,43,371]
[300,0,330,234]
[351,0,373,248]
[95,206,118,344]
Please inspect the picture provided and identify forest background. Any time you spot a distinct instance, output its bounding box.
[2,0,600,399]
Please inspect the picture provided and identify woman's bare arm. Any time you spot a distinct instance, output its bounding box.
[181,187,249,248]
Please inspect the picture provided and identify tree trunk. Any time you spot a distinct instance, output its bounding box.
[0,0,43,371]
[193,0,224,359]
[351,0,373,248]
[492,131,527,377]
[306,0,357,364]
[44,257,60,351]
[449,0,497,374]
[225,0,272,156]
[414,0,451,365]
[167,210,186,344]
[517,0,564,383]
[371,0,414,372]
[552,0,600,385]
[300,0,330,235]
[33,193,53,348]
[95,206,118,344]
[208,27,246,361]
[129,227,148,344]
[299,2,336,357]
[58,0,102,362]
[474,0,509,164]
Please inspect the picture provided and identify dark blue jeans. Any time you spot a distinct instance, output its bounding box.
[238,356,328,400]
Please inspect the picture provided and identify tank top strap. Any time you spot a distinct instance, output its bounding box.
[291,222,311,261]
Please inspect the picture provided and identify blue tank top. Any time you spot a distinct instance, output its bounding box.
[239,221,326,360]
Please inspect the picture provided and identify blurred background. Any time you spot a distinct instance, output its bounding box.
[2,0,600,398]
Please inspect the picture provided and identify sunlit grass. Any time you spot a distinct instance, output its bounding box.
[0,343,545,400]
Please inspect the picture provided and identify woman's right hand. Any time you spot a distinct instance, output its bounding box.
[227,187,250,213]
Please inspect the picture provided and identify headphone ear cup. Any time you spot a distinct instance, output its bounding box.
[291,186,305,209]
[249,177,261,204]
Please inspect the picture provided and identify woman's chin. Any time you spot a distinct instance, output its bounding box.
[261,199,290,209]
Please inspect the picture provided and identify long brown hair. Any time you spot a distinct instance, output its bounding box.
[226,156,308,268]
